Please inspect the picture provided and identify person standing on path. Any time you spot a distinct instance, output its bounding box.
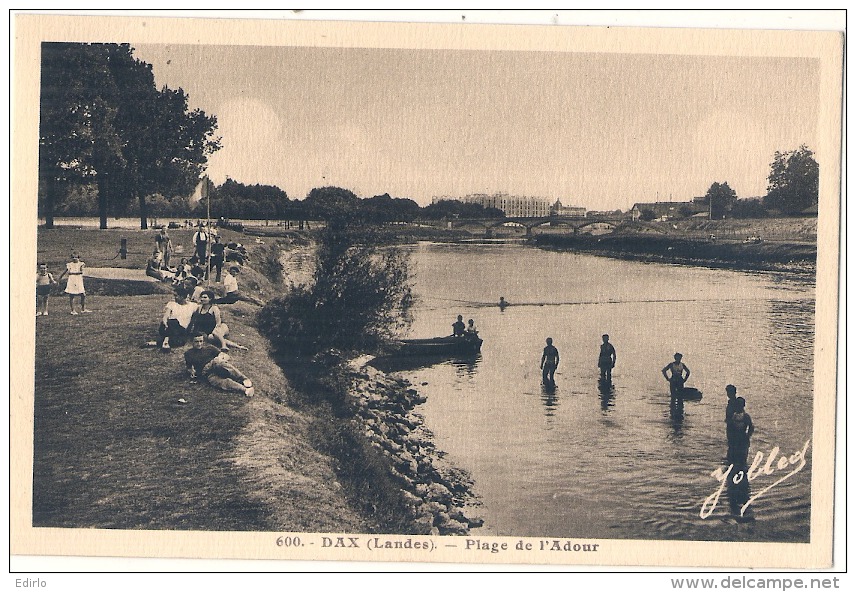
[662,352,690,400]
[155,228,173,268]
[598,334,617,382]
[210,235,226,283]
[540,337,560,386]
[57,252,91,315]
[193,224,209,265]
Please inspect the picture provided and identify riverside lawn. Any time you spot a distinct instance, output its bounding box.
[32,227,368,532]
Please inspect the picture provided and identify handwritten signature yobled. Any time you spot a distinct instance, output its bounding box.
[700,439,811,519]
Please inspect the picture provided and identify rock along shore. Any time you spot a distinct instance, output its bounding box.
[342,358,483,535]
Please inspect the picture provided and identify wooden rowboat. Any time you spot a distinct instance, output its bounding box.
[394,335,483,357]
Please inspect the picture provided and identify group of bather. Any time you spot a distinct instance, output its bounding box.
[148,225,258,398]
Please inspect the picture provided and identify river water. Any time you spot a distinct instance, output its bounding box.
[394,242,814,542]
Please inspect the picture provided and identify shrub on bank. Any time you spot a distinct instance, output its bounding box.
[259,222,413,356]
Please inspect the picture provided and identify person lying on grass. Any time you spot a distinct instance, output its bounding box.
[187,290,247,352]
[184,332,255,397]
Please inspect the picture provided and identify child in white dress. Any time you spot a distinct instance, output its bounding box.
[57,252,91,315]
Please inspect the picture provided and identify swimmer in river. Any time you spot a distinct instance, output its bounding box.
[540,337,559,386]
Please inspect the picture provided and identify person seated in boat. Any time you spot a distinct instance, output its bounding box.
[662,352,690,400]
[451,315,466,337]
[465,318,479,339]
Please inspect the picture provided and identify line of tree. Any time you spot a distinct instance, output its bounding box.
[639,146,819,221]
[38,42,220,229]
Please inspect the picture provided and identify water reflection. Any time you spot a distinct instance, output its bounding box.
[725,459,756,523]
[669,396,685,439]
[452,354,482,379]
[597,378,615,411]
[370,353,482,374]
[540,383,559,417]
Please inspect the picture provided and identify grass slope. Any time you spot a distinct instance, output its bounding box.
[32,228,366,532]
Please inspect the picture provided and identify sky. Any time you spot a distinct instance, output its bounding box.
[132,42,820,210]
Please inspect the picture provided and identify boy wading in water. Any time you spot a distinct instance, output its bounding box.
[540,337,560,386]
[598,334,617,382]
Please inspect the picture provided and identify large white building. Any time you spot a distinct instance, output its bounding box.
[434,193,553,218]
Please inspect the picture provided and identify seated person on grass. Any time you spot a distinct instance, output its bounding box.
[157,287,197,351]
[184,332,255,397]
[183,275,204,303]
[188,290,247,352]
[215,266,264,306]
[146,250,175,282]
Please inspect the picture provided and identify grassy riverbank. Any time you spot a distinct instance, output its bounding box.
[32,227,374,532]
[532,231,817,274]
[32,226,473,535]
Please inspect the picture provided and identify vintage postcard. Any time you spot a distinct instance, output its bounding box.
[10,11,844,571]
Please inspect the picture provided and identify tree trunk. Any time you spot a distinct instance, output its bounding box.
[97,173,109,229]
[43,175,55,229]
[139,195,148,230]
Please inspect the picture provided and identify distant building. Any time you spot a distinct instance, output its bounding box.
[550,199,586,217]
[435,193,553,217]
[586,209,627,220]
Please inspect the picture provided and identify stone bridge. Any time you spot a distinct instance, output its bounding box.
[417,216,626,237]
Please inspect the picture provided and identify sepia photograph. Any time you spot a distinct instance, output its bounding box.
[10,11,844,571]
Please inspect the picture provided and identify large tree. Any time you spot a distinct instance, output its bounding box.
[703,181,738,219]
[39,43,220,229]
[763,145,819,215]
[39,43,124,228]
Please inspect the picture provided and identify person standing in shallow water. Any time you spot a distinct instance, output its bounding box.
[598,334,617,382]
[726,397,754,467]
[724,384,740,423]
[541,337,560,386]
[662,352,690,400]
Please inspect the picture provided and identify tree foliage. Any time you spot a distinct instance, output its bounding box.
[38,42,220,229]
[638,208,656,222]
[764,145,819,215]
[209,178,291,219]
[258,221,413,355]
[421,199,505,220]
[703,181,738,219]
[730,198,767,219]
